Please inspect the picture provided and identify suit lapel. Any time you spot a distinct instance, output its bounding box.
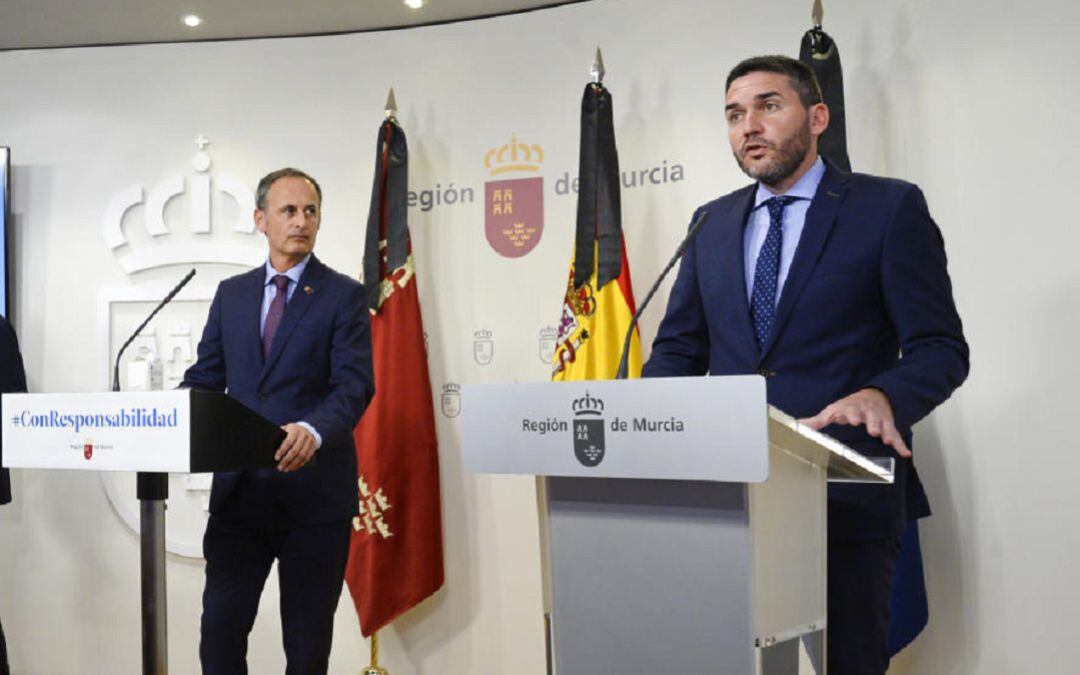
[241,267,265,368]
[759,165,849,362]
[704,185,759,360]
[260,255,328,383]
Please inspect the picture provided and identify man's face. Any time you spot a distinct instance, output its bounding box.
[725,71,827,188]
[255,176,320,270]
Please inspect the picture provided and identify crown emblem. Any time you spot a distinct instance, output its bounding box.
[573,392,604,416]
[442,383,461,394]
[540,326,558,339]
[102,135,262,274]
[484,133,544,176]
[474,328,493,340]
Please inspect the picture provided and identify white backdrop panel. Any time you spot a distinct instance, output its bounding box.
[0,0,1077,673]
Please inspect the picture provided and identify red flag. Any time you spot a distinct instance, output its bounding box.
[346,118,444,636]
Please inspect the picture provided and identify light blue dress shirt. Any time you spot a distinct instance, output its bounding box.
[743,156,827,305]
[260,254,322,449]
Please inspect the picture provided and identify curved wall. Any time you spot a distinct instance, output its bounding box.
[0,0,1076,672]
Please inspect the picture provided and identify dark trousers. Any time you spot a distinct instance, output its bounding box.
[826,538,901,675]
[199,474,352,675]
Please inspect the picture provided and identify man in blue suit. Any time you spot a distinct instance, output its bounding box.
[182,168,374,674]
[643,56,968,674]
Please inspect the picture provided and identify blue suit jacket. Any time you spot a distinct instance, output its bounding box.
[181,255,374,523]
[643,164,969,541]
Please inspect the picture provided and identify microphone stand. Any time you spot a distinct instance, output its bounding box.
[111,268,195,675]
[615,211,708,380]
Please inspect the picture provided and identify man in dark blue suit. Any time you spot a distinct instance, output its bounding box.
[0,315,27,675]
[643,56,968,674]
[182,168,374,674]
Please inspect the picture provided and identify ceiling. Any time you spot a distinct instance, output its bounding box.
[0,0,582,51]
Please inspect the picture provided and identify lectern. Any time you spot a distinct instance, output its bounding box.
[461,376,892,675]
[1,389,285,674]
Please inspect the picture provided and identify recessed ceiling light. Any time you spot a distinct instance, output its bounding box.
[404,0,424,9]
[182,14,203,28]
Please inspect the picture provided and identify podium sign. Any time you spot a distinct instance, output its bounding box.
[462,375,769,482]
[1,390,282,474]
[3,390,191,471]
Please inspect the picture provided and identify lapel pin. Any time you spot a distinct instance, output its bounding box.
[304,286,314,295]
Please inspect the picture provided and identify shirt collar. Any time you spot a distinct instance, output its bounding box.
[264,254,311,287]
[753,155,826,209]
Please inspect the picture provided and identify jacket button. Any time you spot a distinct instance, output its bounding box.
[756,368,774,378]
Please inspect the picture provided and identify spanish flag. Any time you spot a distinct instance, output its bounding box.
[552,81,640,381]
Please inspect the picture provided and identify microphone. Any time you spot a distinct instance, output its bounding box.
[112,269,196,392]
[615,210,709,380]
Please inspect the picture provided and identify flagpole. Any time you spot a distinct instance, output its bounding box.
[362,631,389,675]
[357,88,398,675]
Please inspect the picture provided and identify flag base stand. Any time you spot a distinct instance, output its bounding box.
[362,631,389,675]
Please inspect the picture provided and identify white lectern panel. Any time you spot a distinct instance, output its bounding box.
[462,375,769,483]
[2,390,191,472]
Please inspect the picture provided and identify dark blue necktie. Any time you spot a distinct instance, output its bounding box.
[750,196,798,351]
[262,274,290,357]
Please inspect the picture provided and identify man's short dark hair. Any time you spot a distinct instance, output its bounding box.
[256,168,322,211]
[725,55,823,108]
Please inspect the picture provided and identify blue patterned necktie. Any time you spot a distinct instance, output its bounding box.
[262,274,290,357]
[750,196,798,351]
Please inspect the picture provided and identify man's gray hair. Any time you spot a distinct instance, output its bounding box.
[255,168,323,211]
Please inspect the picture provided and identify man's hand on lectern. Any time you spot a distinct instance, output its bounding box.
[275,423,317,472]
[799,388,912,458]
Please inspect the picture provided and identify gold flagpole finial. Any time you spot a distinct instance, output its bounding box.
[591,47,605,85]
[811,0,823,29]
[384,88,398,121]
[361,631,390,675]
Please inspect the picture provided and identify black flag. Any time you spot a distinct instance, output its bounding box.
[573,83,624,291]
[363,120,410,311]
[801,20,930,657]
[800,28,851,172]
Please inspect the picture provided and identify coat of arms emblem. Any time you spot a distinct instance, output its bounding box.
[473,329,494,366]
[483,134,545,258]
[441,383,462,418]
[572,392,605,467]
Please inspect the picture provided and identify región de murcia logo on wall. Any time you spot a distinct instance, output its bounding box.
[538,326,558,365]
[484,133,545,258]
[573,392,606,467]
[473,328,494,366]
[441,383,462,418]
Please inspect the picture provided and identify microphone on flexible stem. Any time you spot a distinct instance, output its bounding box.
[615,210,709,380]
[112,268,196,392]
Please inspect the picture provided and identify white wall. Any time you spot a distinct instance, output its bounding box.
[0,0,1076,672]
